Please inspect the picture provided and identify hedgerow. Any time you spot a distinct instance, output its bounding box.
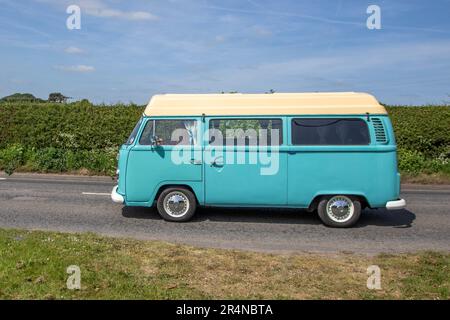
[0,102,449,177]
[0,101,144,150]
[387,106,450,176]
[387,106,450,158]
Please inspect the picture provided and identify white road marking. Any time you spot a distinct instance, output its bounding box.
[0,178,7,180]
[82,192,110,196]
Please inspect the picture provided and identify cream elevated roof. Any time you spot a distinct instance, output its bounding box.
[143,92,387,116]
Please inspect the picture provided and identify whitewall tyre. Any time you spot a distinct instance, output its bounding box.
[317,195,361,228]
[156,187,197,222]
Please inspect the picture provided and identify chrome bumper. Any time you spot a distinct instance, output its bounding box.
[386,199,406,210]
[111,185,124,204]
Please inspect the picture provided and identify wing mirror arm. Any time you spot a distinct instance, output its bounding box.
[151,136,163,147]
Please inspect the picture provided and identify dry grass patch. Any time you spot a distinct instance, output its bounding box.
[133,243,449,299]
[402,173,450,184]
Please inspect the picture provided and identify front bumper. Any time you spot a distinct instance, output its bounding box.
[111,185,124,204]
[386,199,406,210]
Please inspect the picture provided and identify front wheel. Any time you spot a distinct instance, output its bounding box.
[157,187,197,222]
[317,195,361,228]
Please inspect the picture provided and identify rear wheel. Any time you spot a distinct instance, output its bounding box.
[317,195,361,228]
[156,187,196,222]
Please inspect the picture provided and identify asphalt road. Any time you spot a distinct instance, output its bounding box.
[0,173,449,254]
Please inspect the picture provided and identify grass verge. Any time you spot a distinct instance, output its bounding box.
[0,228,448,299]
[401,172,450,185]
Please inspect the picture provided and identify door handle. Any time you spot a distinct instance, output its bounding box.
[210,157,224,167]
[190,159,203,165]
[288,151,298,155]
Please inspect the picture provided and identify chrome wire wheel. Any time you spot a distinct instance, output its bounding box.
[326,195,354,223]
[163,191,190,218]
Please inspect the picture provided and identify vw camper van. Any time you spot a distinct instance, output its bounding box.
[111,93,406,227]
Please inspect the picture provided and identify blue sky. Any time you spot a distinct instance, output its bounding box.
[0,0,449,105]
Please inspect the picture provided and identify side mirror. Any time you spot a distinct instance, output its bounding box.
[151,136,163,147]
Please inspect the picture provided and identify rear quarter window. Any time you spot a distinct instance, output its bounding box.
[291,118,370,145]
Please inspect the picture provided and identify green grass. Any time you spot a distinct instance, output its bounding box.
[0,229,448,300]
[0,229,204,299]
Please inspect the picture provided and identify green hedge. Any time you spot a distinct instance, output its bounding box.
[0,101,143,175]
[387,106,450,176]
[0,102,449,176]
[0,101,144,150]
[388,106,450,158]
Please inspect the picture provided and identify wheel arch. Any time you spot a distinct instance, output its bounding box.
[308,193,370,211]
[153,184,200,205]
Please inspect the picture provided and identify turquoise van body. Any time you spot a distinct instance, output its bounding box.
[111,93,406,227]
[113,114,401,210]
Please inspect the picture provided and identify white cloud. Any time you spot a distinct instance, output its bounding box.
[36,0,158,21]
[219,14,238,23]
[55,65,95,72]
[214,35,225,43]
[64,46,84,54]
[85,7,158,21]
[126,11,158,21]
[251,25,272,37]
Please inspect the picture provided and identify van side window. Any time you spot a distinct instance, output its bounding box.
[209,119,282,146]
[291,118,370,145]
[139,119,197,145]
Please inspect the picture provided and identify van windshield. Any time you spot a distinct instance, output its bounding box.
[125,117,143,145]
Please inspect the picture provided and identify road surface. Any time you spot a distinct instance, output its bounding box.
[0,173,449,254]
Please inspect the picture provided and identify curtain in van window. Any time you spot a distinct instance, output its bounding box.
[183,120,198,145]
[208,119,282,146]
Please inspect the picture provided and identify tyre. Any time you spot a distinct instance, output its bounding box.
[317,195,361,228]
[156,187,197,222]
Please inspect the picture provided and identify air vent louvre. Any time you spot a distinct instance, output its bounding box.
[372,118,387,143]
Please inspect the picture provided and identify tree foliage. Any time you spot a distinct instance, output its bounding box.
[48,92,70,103]
[0,93,45,103]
